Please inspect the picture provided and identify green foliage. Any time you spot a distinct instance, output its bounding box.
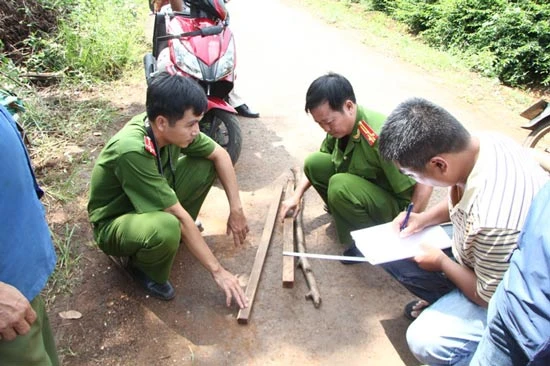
[369,0,394,12]
[475,3,550,86]
[0,44,21,89]
[23,34,67,73]
[373,0,550,88]
[422,0,507,48]
[6,0,147,83]
[37,0,80,11]
[57,0,146,81]
[45,224,82,301]
[391,0,438,34]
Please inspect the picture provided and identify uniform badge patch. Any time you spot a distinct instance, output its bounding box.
[144,136,157,156]
[358,120,378,146]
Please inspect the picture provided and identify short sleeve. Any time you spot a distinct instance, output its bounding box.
[181,132,216,157]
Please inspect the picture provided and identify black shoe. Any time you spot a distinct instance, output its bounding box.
[235,104,260,118]
[128,266,175,301]
[340,244,365,265]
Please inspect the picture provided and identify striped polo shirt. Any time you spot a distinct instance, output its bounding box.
[450,133,549,302]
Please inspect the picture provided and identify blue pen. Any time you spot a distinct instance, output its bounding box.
[400,202,414,231]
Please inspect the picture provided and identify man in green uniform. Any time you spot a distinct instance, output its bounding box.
[280,73,432,263]
[88,72,248,308]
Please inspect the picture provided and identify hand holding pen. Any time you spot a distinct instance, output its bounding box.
[400,202,414,231]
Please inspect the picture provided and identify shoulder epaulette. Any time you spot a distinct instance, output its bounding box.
[358,120,378,146]
[144,136,157,156]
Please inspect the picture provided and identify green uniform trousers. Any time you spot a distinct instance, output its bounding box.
[0,296,59,366]
[95,156,216,283]
[304,152,409,246]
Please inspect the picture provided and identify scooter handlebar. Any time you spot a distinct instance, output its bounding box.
[200,25,224,36]
[156,25,224,41]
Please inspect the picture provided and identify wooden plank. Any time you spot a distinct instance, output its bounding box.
[237,183,284,324]
[282,178,295,288]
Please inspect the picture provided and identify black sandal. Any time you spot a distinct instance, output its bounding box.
[404,299,430,320]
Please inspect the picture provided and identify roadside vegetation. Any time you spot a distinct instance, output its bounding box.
[370,0,549,89]
[301,0,549,109]
[0,0,548,302]
[316,0,550,90]
[1,0,148,300]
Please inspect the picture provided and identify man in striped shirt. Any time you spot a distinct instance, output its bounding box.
[377,97,549,366]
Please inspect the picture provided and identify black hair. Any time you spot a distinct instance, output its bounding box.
[146,72,208,125]
[305,72,356,113]
[378,97,471,171]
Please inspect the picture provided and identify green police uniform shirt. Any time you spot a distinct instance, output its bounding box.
[320,105,416,199]
[88,113,216,225]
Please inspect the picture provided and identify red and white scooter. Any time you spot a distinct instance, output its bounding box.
[144,0,242,163]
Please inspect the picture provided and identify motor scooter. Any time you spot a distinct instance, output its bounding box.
[520,99,550,171]
[144,0,242,164]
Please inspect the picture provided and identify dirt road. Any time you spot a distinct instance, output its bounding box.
[51,1,534,365]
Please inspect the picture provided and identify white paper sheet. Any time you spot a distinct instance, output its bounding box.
[351,223,452,265]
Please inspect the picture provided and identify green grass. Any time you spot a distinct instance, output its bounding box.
[0,0,151,300]
[19,0,150,84]
[57,0,148,81]
[45,224,82,304]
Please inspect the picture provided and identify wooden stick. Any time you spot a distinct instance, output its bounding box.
[295,200,321,308]
[282,177,295,288]
[291,167,321,308]
[237,183,284,324]
[21,69,66,80]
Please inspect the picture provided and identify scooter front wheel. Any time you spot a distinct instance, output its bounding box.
[200,109,242,165]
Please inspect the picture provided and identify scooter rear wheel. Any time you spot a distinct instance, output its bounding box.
[524,120,550,154]
[200,109,242,164]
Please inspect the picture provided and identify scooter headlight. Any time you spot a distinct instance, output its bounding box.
[214,35,235,81]
[172,40,203,79]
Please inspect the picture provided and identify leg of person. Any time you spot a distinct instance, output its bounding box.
[327,173,402,247]
[406,289,487,366]
[470,285,529,366]
[380,248,456,304]
[0,296,60,366]
[532,345,550,366]
[173,156,217,220]
[96,211,181,284]
[228,90,259,118]
[227,90,245,108]
[469,311,529,366]
[303,151,335,204]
